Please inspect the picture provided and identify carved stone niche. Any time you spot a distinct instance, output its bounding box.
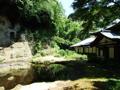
[0,16,20,46]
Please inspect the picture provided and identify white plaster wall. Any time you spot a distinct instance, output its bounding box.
[89,48,93,53]
[93,47,96,53]
[100,50,103,57]
[84,48,89,53]
[80,47,83,53]
[109,47,114,58]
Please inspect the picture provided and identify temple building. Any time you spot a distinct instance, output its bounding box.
[71,19,120,61]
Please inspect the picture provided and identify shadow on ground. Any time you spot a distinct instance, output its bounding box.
[32,60,120,82]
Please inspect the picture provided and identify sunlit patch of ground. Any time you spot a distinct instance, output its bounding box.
[12,78,110,90]
[33,55,66,63]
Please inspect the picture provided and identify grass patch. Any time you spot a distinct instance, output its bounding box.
[32,48,87,63]
[58,49,87,60]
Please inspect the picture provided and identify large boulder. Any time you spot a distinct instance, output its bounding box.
[0,41,33,89]
[0,62,34,89]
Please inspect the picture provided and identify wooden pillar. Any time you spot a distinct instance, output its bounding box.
[81,47,83,53]
[83,47,85,53]
[109,47,114,59]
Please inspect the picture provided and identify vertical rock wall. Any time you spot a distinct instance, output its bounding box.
[0,16,34,89]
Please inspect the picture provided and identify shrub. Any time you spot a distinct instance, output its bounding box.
[33,63,76,81]
[33,62,53,81]
[49,64,66,79]
[58,49,66,56]
[107,80,120,90]
[58,49,88,61]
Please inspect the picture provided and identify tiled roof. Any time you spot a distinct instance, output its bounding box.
[105,19,120,30]
[71,37,96,47]
[101,31,120,39]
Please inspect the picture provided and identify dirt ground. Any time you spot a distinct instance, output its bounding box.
[11,79,109,90]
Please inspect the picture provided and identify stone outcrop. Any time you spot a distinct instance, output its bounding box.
[0,13,34,90]
[3,42,32,62]
[1,42,32,62]
[0,42,33,89]
[0,62,34,89]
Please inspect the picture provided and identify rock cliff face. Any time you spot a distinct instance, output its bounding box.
[0,62,34,89]
[0,16,33,89]
[0,42,33,90]
[1,42,32,62]
[0,16,20,47]
[0,45,33,90]
[0,16,32,62]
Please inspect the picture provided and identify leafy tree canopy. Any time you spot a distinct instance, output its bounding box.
[0,0,83,52]
[69,0,120,39]
[17,0,64,31]
[0,0,64,31]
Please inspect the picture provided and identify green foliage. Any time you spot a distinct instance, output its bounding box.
[16,0,82,54]
[7,0,63,34]
[31,18,82,54]
[58,49,87,60]
[106,80,120,90]
[53,18,82,49]
[33,61,84,81]
[49,64,66,77]
[112,81,120,90]
[1,0,84,56]
[33,63,67,81]
[70,0,120,39]
[33,61,120,82]
[34,63,53,81]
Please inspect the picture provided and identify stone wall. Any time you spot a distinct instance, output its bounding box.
[0,16,33,89]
